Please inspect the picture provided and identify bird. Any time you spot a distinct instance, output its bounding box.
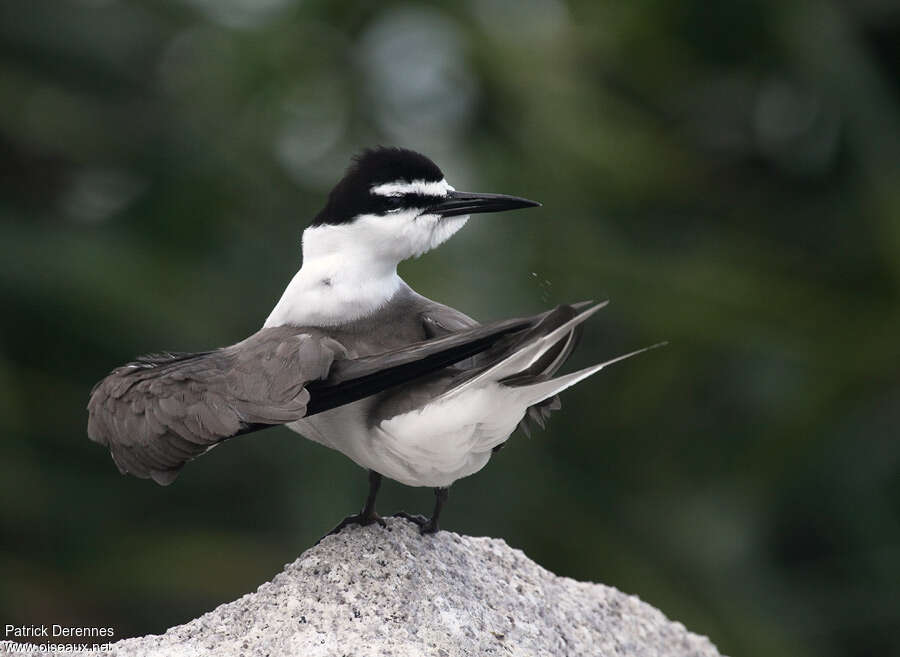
[87,146,660,536]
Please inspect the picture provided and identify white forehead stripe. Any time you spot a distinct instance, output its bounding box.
[371,178,454,197]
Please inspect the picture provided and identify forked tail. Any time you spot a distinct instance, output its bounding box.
[507,342,668,408]
[434,300,666,431]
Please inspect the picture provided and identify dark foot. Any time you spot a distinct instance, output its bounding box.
[392,511,440,535]
[318,470,387,543]
[327,509,386,537]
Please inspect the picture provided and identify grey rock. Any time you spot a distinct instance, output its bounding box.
[58,519,723,656]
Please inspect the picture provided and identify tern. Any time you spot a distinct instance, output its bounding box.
[88,147,659,535]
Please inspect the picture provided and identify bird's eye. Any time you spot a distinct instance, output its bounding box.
[384,195,404,211]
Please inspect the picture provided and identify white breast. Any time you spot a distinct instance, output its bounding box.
[289,383,528,488]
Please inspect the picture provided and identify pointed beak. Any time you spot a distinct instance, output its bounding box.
[430,190,541,218]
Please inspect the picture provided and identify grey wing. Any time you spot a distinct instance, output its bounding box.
[87,328,345,485]
[418,297,572,439]
[418,298,479,338]
[418,298,481,377]
[510,305,585,438]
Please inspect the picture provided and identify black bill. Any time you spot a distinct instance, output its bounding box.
[430,190,541,218]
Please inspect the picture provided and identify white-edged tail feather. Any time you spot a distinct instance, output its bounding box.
[512,342,669,407]
[441,301,609,399]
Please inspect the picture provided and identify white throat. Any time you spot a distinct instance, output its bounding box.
[265,176,469,328]
[264,224,405,328]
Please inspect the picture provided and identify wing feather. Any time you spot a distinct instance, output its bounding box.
[87,328,340,484]
[87,305,592,485]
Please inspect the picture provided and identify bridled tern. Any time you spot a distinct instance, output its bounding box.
[88,147,659,535]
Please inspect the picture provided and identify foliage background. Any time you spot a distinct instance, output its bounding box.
[1,1,899,656]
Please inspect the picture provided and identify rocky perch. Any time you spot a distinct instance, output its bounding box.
[87,519,722,656]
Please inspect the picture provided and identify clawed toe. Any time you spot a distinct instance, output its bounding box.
[319,511,386,543]
[418,520,439,535]
[317,470,390,543]
[321,476,447,543]
[392,511,439,535]
[392,511,428,525]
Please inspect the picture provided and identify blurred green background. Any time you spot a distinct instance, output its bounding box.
[1,1,899,655]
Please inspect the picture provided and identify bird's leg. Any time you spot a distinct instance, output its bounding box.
[326,470,387,537]
[394,487,448,535]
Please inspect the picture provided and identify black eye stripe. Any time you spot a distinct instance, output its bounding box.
[372,193,442,213]
[311,148,447,225]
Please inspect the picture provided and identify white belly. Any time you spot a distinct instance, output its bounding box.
[289,383,527,488]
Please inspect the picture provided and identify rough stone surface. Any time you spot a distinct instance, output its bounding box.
[50,519,723,656]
